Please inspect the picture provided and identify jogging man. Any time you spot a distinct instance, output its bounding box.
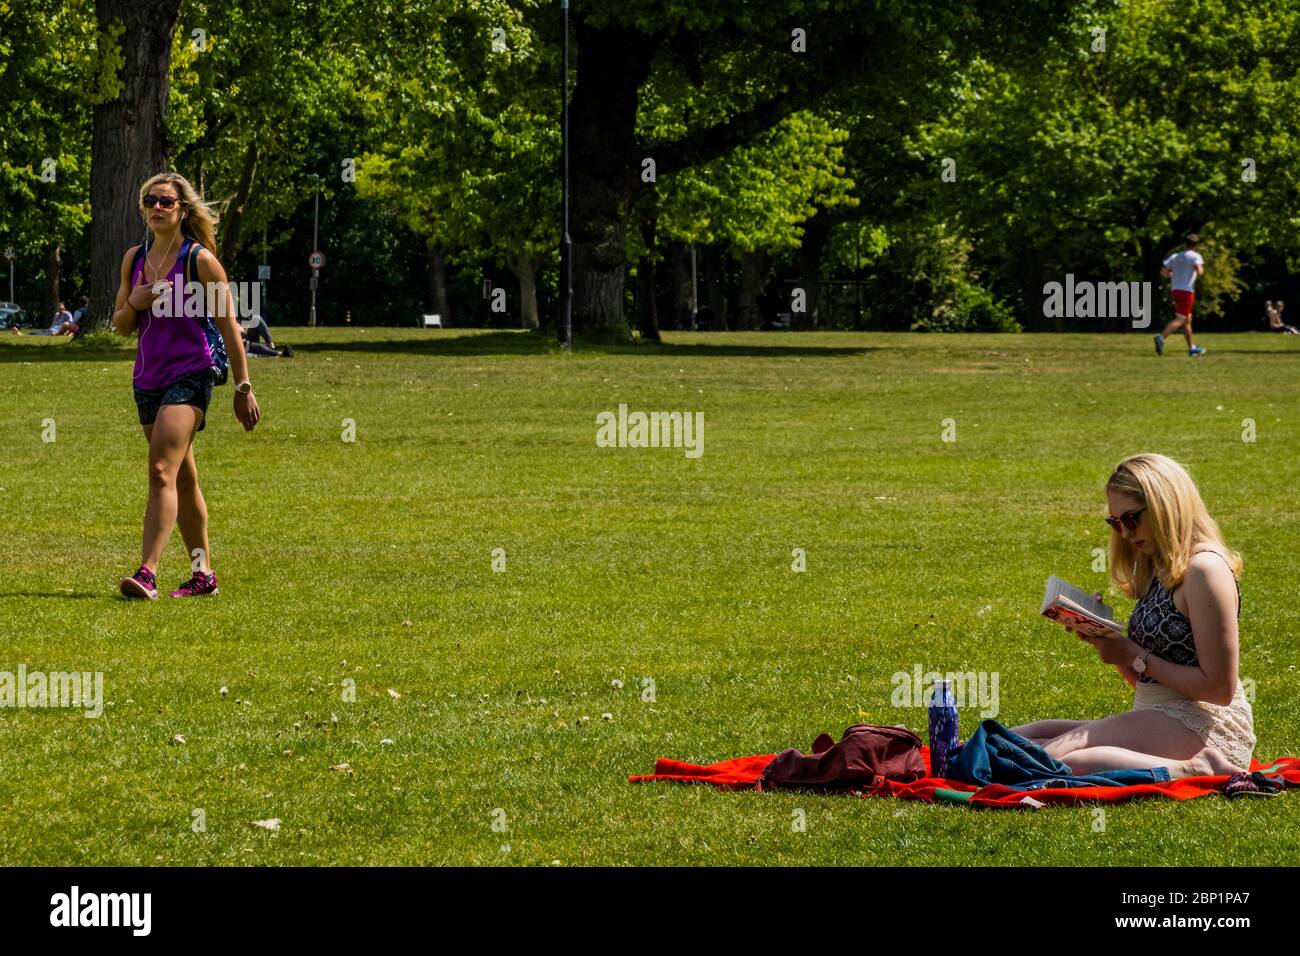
[1155,233,1206,357]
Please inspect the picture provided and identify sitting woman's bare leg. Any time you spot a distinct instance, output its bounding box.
[1042,710,1199,760]
[1062,745,1241,779]
[1009,719,1091,740]
[1058,745,1181,774]
[1041,710,1244,778]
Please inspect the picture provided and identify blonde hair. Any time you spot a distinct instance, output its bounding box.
[1106,453,1241,598]
[137,173,220,257]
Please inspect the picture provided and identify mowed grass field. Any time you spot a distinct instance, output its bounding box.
[1,327,1297,866]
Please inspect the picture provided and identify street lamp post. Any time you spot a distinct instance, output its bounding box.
[260,223,270,322]
[4,245,14,304]
[309,175,321,327]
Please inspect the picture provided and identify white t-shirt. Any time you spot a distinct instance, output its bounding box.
[1163,250,1204,292]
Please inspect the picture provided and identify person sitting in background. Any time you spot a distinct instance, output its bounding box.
[12,303,73,335]
[243,313,274,347]
[240,313,293,357]
[1267,300,1298,334]
[25,308,74,335]
[53,302,78,336]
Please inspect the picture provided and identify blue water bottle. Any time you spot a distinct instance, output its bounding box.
[927,678,959,778]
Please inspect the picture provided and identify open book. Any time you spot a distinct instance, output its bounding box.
[1041,575,1124,638]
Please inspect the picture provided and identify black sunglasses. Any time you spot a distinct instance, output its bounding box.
[143,194,183,210]
[1105,507,1147,532]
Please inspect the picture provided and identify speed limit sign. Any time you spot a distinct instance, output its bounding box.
[308,251,325,269]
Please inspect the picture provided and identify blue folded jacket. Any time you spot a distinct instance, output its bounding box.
[947,719,1172,790]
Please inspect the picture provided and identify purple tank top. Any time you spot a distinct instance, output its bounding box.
[131,239,216,390]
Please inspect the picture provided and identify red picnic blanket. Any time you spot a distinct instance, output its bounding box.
[629,746,1300,809]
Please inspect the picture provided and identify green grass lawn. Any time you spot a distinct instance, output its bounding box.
[1,327,1297,865]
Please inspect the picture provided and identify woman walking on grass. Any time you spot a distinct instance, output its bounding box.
[1012,454,1255,780]
[111,172,260,599]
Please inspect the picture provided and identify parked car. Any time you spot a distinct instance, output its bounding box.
[0,301,29,329]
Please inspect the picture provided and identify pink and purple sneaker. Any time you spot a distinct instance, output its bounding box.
[120,565,158,600]
[170,570,218,598]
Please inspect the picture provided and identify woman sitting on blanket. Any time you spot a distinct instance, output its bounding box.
[1011,453,1254,780]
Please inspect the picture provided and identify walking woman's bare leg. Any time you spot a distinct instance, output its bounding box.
[175,442,211,572]
[141,404,203,571]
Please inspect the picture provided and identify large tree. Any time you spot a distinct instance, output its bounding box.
[557,0,1075,338]
[87,0,183,330]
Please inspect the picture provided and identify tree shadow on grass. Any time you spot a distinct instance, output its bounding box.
[286,330,882,359]
[0,341,134,364]
[1,329,887,364]
[601,340,882,358]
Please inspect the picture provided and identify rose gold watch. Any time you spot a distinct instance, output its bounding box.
[1132,649,1151,675]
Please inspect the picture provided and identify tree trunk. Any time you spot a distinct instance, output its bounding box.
[1017,247,1056,332]
[1138,235,1166,333]
[218,142,259,264]
[737,249,770,330]
[427,241,451,324]
[703,244,729,331]
[507,251,540,330]
[635,203,660,342]
[635,257,660,341]
[797,209,832,329]
[89,0,183,330]
[1041,251,1064,332]
[42,242,62,327]
[190,98,231,200]
[667,242,694,331]
[569,18,658,339]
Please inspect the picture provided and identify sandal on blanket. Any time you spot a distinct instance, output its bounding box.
[1221,771,1283,799]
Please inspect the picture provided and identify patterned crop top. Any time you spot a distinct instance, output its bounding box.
[1126,549,1240,684]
